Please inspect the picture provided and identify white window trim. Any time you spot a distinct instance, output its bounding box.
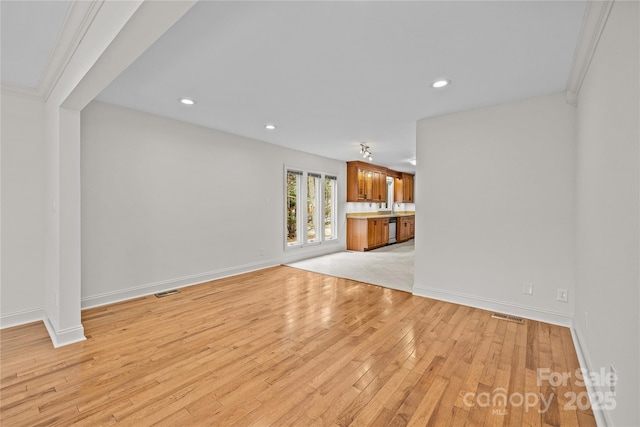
[284,166,339,250]
[285,169,303,248]
[305,172,322,246]
[324,175,338,242]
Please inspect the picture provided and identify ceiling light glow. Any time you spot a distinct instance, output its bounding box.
[265,124,276,130]
[179,98,195,105]
[432,79,450,89]
[409,159,416,165]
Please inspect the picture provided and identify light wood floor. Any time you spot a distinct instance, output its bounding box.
[1,266,595,426]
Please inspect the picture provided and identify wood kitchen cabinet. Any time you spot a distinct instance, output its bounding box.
[397,215,415,242]
[372,217,389,248]
[347,217,389,251]
[347,161,387,202]
[372,170,386,202]
[394,173,415,203]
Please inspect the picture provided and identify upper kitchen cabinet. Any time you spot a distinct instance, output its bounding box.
[347,161,387,202]
[394,173,415,203]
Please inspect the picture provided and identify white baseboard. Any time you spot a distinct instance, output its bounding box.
[571,326,613,427]
[43,317,86,348]
[283,242,346,264]
[0,307,45,329]
[413,284,573,327]
[81,260,279,310]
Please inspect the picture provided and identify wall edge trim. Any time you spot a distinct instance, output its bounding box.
[0,308,45,329]
[80,260,279,310]
[571,326,614,426]
[413,284,573,327]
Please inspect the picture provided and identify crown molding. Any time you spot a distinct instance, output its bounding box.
[0,83,43,101]
[1,1,104,102]
[566,0,615,105]
[38,0,105,102]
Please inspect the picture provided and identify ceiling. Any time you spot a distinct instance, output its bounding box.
[2,1,587,173]
[1,0,71,88]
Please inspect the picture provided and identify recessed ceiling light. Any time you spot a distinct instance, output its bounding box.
[265,124,276,130]
[179,98,195,105]
[432,79,450,89]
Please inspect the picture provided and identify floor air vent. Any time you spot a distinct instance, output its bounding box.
[155,289,179,298]
[491,313,525,324]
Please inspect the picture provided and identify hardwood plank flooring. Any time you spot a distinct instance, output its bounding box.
[1,266,596,426]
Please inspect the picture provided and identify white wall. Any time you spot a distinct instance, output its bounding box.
[81,101,346,307]
[414,92,576,325]
[574,2,639,425]
[0,92,46,326]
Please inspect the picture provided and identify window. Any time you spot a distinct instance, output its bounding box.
[307,173,321,243]
[286,170,302,246]
[324,175,337,240]
[285,168,338,248]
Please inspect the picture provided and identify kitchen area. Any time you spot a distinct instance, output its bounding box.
[287,159,415,293]
[345,161,415,251]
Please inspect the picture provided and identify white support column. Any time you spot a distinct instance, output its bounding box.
[58,107,84,340]
[42,0,196,347]
[43,105,86,347]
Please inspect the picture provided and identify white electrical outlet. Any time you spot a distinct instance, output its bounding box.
[557,288,568,302]
[522,283,533,295]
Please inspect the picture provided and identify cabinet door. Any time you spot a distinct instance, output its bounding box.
[364,170,374,201]
[394,177,404,203]
[357,168,367,200]
[380,218,389,246]
[405,175,414,202]
[398,217,411,242]
[367,219,377,248]
[410,216,415,238]
[404,218,410,241]
[372,171,387,202]
[371,171,380,201]
[367,218,389,248]
[398,173,414,203]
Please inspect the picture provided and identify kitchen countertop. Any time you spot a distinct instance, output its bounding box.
[346,211,415,219]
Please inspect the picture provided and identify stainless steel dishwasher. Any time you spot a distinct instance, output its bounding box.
[388,217,397,244]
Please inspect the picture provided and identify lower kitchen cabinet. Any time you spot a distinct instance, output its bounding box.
[397,216,415,242]
[347,217,389,251]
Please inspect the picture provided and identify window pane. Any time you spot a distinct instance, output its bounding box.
[307,174,320,243]
[286,171,299,245]
[325,176,336,239]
